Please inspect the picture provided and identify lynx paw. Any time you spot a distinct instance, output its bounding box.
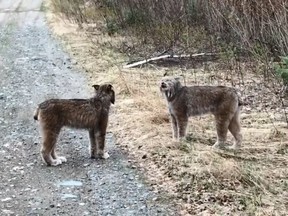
[227,144,241,150]
[50,158,63,166]
[100,152,110,159]
[212,142,225,150]
[58,156,67,163]
[172,137,179,142]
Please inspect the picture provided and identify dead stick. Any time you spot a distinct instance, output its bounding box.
[123,53,218,69]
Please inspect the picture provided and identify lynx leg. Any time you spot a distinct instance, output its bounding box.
[228,109,242,149]
[51,145,67,163]
[212,115,231,149]
[96,118,109,159]
[177,116,188,140]
[89,129,98,159]
[170,114,178,140]
[96,131,109,159]
[40,128,62,166]
[50,128,66,163]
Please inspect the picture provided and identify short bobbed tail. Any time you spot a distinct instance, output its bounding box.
[33,107,39,121]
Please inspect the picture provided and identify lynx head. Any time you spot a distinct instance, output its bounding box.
[160,76,182,101]
[92,84,115,104]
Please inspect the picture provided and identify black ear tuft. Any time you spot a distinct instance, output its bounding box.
[107,84,113,91]
[92,84,100,90]
[107,84,115,104]
[110,89,115,104]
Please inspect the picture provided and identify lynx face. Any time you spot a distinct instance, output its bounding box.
[160,77,243,150]
[160,77,182,101]
[93,84,115,104]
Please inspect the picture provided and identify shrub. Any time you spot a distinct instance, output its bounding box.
[275,56,288,87]
[51,0,288,61]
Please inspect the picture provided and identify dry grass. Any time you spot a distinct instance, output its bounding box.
[45,1,288,215]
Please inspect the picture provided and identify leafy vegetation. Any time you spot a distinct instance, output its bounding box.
[275,56,288,87]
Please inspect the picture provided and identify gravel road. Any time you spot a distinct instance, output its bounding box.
[0,1,177,215]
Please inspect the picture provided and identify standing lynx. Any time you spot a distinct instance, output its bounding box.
[34,84,115,166]
[160,77,243,149]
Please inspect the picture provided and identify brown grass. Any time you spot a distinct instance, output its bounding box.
[46,1,288,215]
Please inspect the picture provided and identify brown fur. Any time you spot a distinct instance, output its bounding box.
[34,84,115,166]
[160,77,242,149]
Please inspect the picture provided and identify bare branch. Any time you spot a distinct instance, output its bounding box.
[123,53,219,69]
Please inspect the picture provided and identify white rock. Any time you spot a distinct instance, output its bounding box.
[1,197,12,202]
[2,209,14,214]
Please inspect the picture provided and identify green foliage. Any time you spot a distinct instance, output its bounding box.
[105,18,119,36]
[124,10,146,26]
[186,0,202,21]
[274,56,288,85]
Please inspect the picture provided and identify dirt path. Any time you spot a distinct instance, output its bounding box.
[0,1,177,215]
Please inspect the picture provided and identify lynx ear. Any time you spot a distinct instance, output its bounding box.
[110,90,115,104]
[106,84,115,104]
[92,84,100,90]
[107,84,113,91]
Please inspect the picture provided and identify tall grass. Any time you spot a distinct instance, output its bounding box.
[204,0,288,57]
[51,0,288,59]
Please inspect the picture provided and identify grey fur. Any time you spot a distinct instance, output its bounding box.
[160,77,242,149]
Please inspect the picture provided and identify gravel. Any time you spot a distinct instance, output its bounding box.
[0,1,177,215]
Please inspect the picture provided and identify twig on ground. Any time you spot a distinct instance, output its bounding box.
[123,53,220,69]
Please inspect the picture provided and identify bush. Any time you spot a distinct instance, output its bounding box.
[275,56,288,87]
[51,0,288,60]
[204,0,288,57]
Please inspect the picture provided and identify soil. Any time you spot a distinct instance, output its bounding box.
[0,1,178,215]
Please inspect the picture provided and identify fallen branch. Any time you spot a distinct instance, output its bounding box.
[123,52,218,69]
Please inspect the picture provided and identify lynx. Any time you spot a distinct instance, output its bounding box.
[160,77,243,149]
[34,84,115,166]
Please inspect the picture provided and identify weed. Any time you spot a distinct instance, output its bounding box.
[105,18,119,36]
[275,56,288,89]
